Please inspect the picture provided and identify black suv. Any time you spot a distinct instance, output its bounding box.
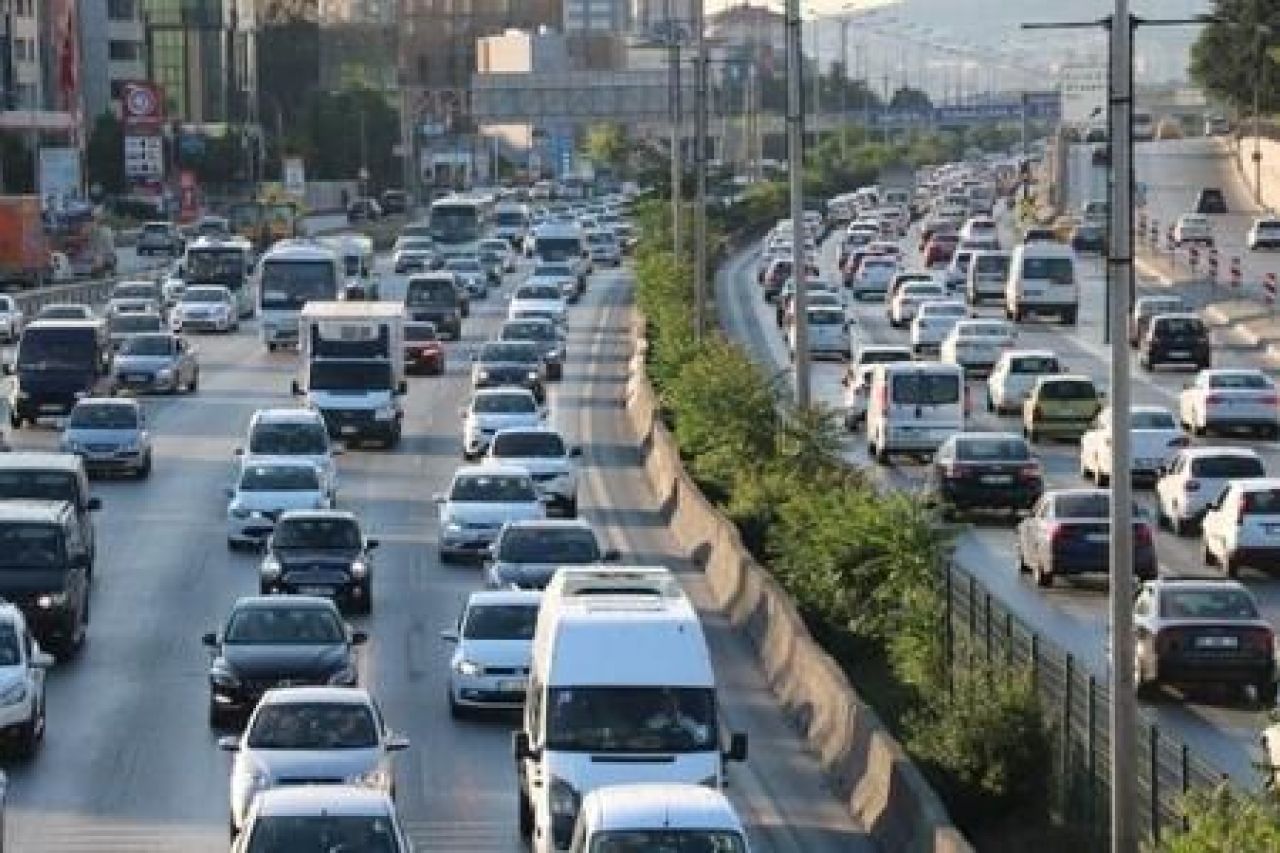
[0,453,101,573]
[1140,314,1211,371]
[202,596,366,727]
[0,500,91,659]
[261,511,378,614]
[404,274,466,340]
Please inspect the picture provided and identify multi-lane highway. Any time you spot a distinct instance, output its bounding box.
[718,145,1280,787]
[1,250,869,851]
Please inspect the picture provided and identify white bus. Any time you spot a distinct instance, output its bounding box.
[257,240,343,351]
[183,237,256,319]
[429,194,493,260]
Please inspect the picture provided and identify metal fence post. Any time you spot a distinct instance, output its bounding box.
[1063,654,1074,815]
[1180,744,1190,833]
[1088,676,1098,836]
[1149,724,1160,842]
[945,563,955,695]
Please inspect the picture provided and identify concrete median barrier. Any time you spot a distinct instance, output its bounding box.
[625,321,972,853]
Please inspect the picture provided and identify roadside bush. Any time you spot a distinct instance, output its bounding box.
[1146,785,1280,852]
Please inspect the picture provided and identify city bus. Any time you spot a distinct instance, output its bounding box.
[257,239,343,350]
[428,194,494,260]
[183,236,257,319]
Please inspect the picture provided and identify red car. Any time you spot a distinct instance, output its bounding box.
[404,321,445,375]
[924,234,959,268]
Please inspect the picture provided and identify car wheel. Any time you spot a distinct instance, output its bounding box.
[187,371,199,393]
[1095,468,1110,488]
[136,454,152,480]
[352,588,372,616]
[1016,545,1030,574]
[1134,657,1159,701]
[1170,511,1188,537]
[209,699,231,729]
[1223,553,1240,579]
[267,342,278,352]
[1033,558,1054,588]
[985,390,995,413]
[1026,426,1038,443]
[438,550,455,565]
[1201,542,1216,567]
[1258,679,1279,706]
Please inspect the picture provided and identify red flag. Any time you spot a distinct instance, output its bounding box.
[54,0,79,113]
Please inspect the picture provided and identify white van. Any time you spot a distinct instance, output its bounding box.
[1004,243,1078,325]
[514,566,748,853]
[789,305,850,361]
[865,362,966,464]
[965,250,1011,306]
[568,784,751,852]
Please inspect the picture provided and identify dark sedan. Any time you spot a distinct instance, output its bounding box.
[471,340,547,403]
[203,596,365,727]
[1016,489,1158,588]
[928,433,1043,520]
[260,511,378,614]
[1070,223,1107,253]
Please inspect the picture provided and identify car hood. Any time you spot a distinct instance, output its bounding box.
[178,302,228,314]
[458,638,533,668]
[219,643,350,678]
[468,412,542,431]
[510,299,565,314]
[113,354,177,372]
[231,490,326,513]
[64,427,140,446]
[242,747,382,785]
[443,501,544,525]
[489,455,571,476]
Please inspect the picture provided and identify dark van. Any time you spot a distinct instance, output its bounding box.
[5,320,108,427]
[0,453,101,571]
[0,501,91,658]
[404,273,465,340]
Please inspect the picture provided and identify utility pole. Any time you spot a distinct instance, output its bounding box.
[786,0,808,407]
[669,15,682,261]
[693,0,707,339]
[839,20,849,158]
[1254,22,1268,206]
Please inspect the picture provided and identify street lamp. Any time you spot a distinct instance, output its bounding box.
[1251,23,1272,206]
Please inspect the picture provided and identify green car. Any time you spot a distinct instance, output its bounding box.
[1022,375,1103,442]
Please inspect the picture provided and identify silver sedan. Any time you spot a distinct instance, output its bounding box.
[111,333,199,394]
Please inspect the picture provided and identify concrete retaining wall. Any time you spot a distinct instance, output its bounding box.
[1237,136,1280,212]
[623,321,973,853]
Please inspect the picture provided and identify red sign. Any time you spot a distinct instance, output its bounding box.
[178,171,200,224]
[122,81,165,129]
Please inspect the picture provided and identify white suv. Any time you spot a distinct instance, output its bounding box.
[1201,478,1280,577]
[0,604,52,758]
[484,426,581,516]
[1156,448,1266,536]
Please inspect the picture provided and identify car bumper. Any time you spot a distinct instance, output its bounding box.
[1147,347,1209,365]
[73,449,146,472]
[439,530,502,558]
[177,316,231,331]
[24,605,78,649]
[114,371,179,393]
[1029,417,1091,437]
[1226,545,1280,569]
[939,479,1041,510]
[262,324,299,346]
[1049,546,1157,579]
[450,672,528,708]
[264,576,368,609]
[1155,656,1275,686]
[0,694,35,732]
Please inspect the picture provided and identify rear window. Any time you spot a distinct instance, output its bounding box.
[1241,489,1280,515]
[1160,588,1258,619]
[890,372,961,405]
[973,255,1009,276]
[1056,493,1109,518]
[954,437,1030,461]
[1131,410,1177,429]
[1208,372,1271,390]
[1011,356,1059,374]
[1021,257,1074,284]
[1039,380,1096,400]
[1153,317,1206,336]
[1190,456,1265,478]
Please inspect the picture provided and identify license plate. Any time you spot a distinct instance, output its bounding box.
[300,585,332,596]
[1195,635,1238,649]
[982,475,1013,484]
[1266,524,1280,535]
[500,680,527,693]
[1169,350,1190,358]
[1086,533,1109,543]
[340,425,359,435]
[39,403,63,412]
[128,374,149,383]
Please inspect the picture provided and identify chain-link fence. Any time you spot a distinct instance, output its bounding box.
[944,560,1236,847]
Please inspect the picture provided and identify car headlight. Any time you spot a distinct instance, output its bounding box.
[374,404,396,421]
[156,368,173,380]
[347,768,390,789]
[445,521,463,534]
[526,371,539,381]
[261,556,282,580]
[477,369,490,380]
[328,665,358,686]
[230,503,250,520]
[210,667,240,688]
[350,560,368,579]
[0,682,28,706]
[455,659,482,677]
[549,776,580,820]
[36,592,68,610]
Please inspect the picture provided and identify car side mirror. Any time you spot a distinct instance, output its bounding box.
[440,629,459,643]
[513,730,539,761]
[397,380,407,395]
[350,630,369,645]
[331,445,345,456]
[31,650,54,669]
[602,548,621,562]
[233,447,244,456]
[569,446,583,457]
[366,538,380,550]
[290,380,302,396]
[725,732,749,762]
[201,631,218,647]
[87,497,102,511]
[217,735,240,752]
[386,734,410,752]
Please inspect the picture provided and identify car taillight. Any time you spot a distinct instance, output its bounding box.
[1183,479,1200,492]
[1155,628,1186,655]
[1243,627,1274,652]
[1134,524,1152,545]
[875,385,888,412]
[1018,463,1041,480]
[1257,394,1278,406]
[1048,523,1071,546]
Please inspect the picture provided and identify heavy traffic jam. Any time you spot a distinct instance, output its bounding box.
[0,190,757,852]
[752,159,1280,769]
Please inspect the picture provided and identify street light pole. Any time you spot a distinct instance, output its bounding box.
[670,22,683,261]
[1254,24,1267,206]
[839,20,849,158]
[693,0,707,340]
[786,0,809,407]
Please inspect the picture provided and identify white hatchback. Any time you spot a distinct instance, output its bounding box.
[985,350,1064,415]
[1178,369,1280,439]
[940,319,1017,374]
[910,300,967,356]
[226,459,330,549]
[442,589,542,716]
[1201,478,1280,577]
[889,282,946,328]
[1079,405,1189,486]
[1155,447,1266,535]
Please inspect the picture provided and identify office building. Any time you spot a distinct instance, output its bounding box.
[141,0,256,123]
[77,0,148,120]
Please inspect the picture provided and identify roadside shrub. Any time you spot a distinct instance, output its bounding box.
[1147,785,1280,852]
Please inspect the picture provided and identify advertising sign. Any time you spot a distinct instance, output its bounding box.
[124,135,164,179]
[1060,64,1107,127]
[121,80,166,193]
[37,147,82,213]
[178,171,200,223]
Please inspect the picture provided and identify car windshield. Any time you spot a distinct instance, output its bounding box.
[1056,494,1110,519]
[473,393,536,414]
[491,432,565,457]
[463,603,539,640]
[398,239,433,252]
[406,279,456,307]
[891,373,960,404]
[113,285,156,300]
[496,527,600,562]
[955,438,1030,461]
[447,259,481,272]
[501,322,556,342]
[1132,411,1177,429]
[247,702,378,750]
[1138,300,1183,317]
[183,288,225,304]
[589,831,748,853]
[534,264,573,277]
[449,474,536,502]
[260,261,338,309]
[1242,489,1280,515]
[404,324,438,342]
[808,310,844,325]
[224,607,345,644]
[922,305,966,319]
[0,471,77,503]
[959,323,1011,338]
[1154,318,1204,335]
[0,524,63,569]
[858,350,911,365]
[0,624,19,666]
[186,249,245,283]
[240,465,320,492]
[1189,456,1265,478]
[974,255,1010,275]
[69,404,137,429]
[516,285,562,301]
[309,361,392,392]
[1009,356,1058,374]
[18,327,97,368]
[119,334,174,357]
[273,518,362,550]
[110,315,161,334]
[1040,381,1097,400]
[1208,372,1271,390]
[1022,257,1074,284]
[1160,589,1259,620]
[250,422,328,455]
[245,816,401,853]
[546,686,717,753]
[480,343,540,364]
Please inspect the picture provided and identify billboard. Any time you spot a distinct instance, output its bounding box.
[1060,64,1107,127]
[37,147,82,213]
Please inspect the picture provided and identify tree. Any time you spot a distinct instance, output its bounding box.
[1190,0,1280,113]
[890,86,933,111]
[584,122,629,176]
[85,112,125,195]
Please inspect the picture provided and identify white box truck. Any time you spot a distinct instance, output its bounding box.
[294,301,407,448]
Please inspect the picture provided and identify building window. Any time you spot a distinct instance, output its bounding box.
[13,39,34,63]
[15,83,37,109]
[14,0,32,19]
[109,41,141,62]
[108,0,137,21]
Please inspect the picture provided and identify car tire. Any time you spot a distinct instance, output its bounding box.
[1095,469,1110,488]
[1223,553,1240,579]
[1258,679,1279,706]
[187,371,199,393]
[1033,557,1053,588]
[352,588,372,616]
[438,550,455,565]
[1201,542,1216,567]
[267,343,277,352]
[518,789,535,838]
[1134,659,1159,701]
[136,454,152,480]
[209,699,231,729]
[14,703,42,760]
[1170,512,1188,537]
[1061,310,1077,326]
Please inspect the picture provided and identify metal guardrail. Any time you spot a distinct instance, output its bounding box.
[945,560,1233,847]
[9,260,169,318]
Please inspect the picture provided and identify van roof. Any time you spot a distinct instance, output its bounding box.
[0,452,85,474]
[261,241,339,262]
[1013,242,1075,257]
[583,784,744,833]
[545,565,684,600]
[300,301,405,321]
[542,603,713,687]
[877,361,963,376]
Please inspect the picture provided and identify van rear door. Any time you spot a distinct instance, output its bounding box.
[886,367,964,450]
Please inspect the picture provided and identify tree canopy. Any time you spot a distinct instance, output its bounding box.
[1190,0,1280,113]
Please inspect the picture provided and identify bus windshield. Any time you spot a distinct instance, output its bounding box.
[186,249,247,287]
[260,260,338,310]
[430,204,481,244]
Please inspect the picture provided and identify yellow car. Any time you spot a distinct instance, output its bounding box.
[1023,374,1104,443]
